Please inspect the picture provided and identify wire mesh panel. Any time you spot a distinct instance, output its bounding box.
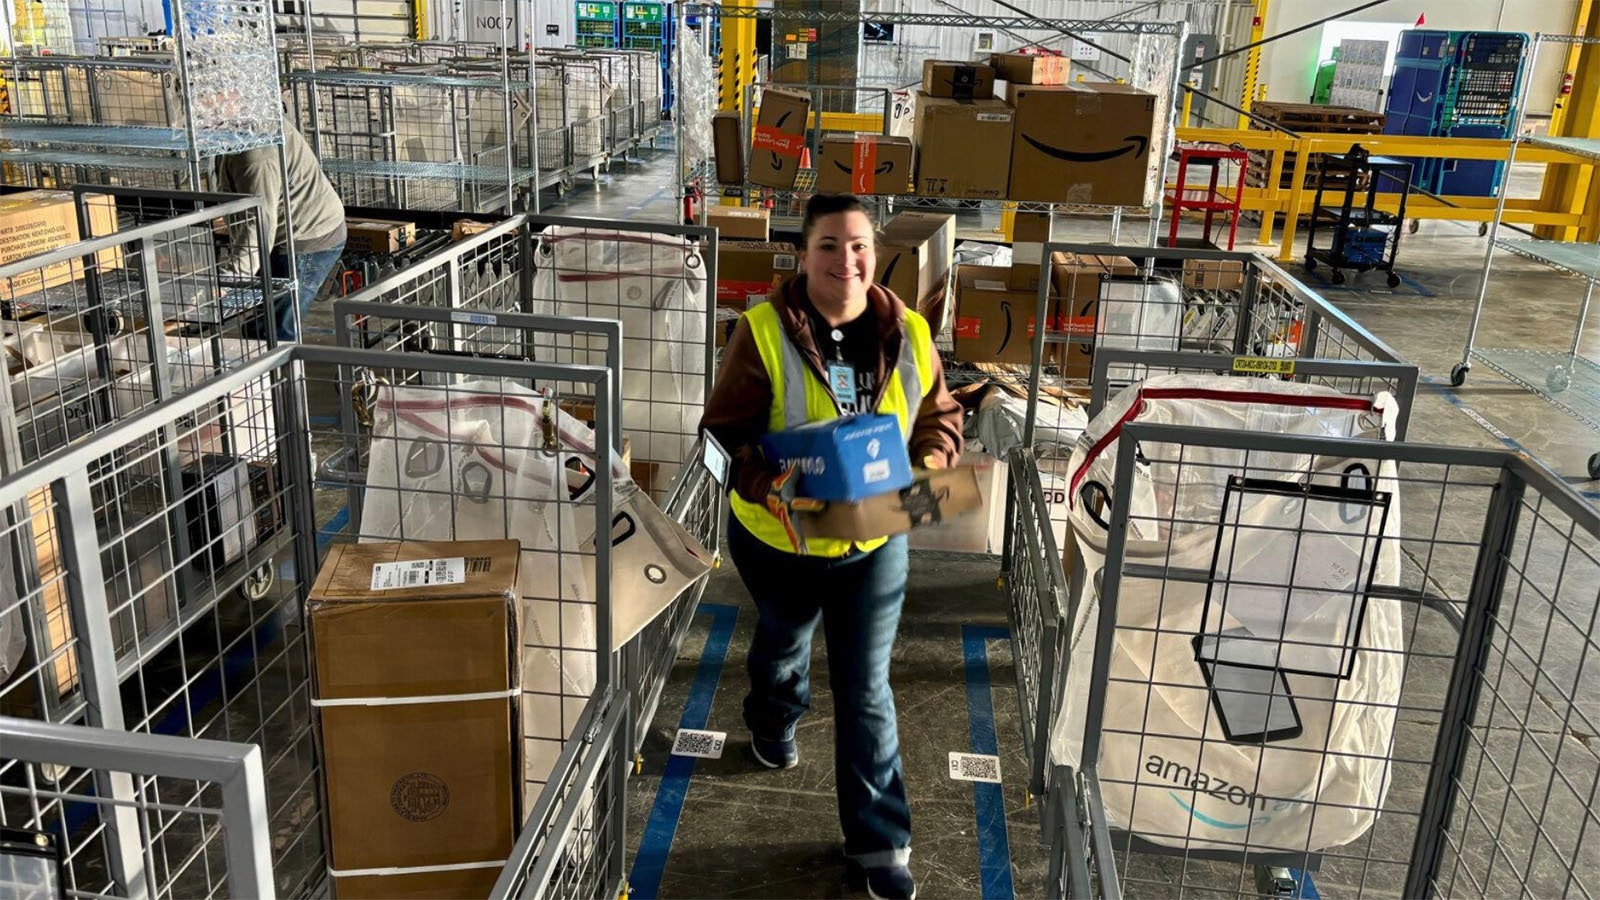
[1003,446,1069,802]
[592,51,640,155]
[308,345,619,812]
[618,434,725,755]
[1052,423,1599,900]
[334,215,529,313]
[524,215,716,502]
[0,345,324,896]
[0,715,274,898]
[0,190,282,472]
[488,689,629,900]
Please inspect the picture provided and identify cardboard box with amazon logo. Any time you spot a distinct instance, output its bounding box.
[912,95,1014,200]
[1006,82,1157,206]
[815,133,914,195]
[800,465,984,542]
[954,265,1055,366]
[748,88,812,190]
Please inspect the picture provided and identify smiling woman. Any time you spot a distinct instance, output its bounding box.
[696,194,964,899]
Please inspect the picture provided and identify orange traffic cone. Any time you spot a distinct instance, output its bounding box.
[799,147,812,170]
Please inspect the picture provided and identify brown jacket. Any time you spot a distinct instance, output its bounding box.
[699,276,965,504]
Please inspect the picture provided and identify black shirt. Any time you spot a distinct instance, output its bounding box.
[802,300,880,416]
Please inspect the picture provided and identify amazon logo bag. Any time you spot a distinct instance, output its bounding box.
[1049,374,1406,855]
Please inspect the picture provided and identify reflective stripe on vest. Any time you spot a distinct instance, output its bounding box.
[731,302,934,557]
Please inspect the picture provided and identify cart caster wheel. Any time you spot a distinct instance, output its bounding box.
[1303,256,1317,272]
[1451,363,1470,387]
[1331,269,1345,285]
[1387,272,1401,289]
[1547,366,1572,393]
[1408,219,1420,234]
[1479,222,1490,237]
[242,564,274,601]
[1588,453,1600,480]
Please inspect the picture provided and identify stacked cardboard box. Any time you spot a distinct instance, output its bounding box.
[1051,252,1137,379]
[705,205,771,241]
[716,241,798,309]
[876,212,956,336]
[815,133,914,195]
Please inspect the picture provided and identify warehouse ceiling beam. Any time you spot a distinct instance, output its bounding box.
[1186,0,1394,71]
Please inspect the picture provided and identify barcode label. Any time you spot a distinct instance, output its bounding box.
[370,557,467,591]
[974,279,1008,292]
[976,112,1013,122]
[451,311,498,326]
[948,752,1002,783]
[671,729,726,759]
[465,556,493,573]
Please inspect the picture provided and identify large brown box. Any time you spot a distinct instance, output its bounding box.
[705,205,771,240]
[0,191,122,296]
[308,539,522,899]
[911,95,1014,200]
[712,110,746,185]
[922,60,996,100]
[954,265,1051,365]
[1006,83,1158,206]
[815,133,914,195]
[748,88,812,190]
[989,52,1070,85]
[876,211,956,336]
[716,240,798,309]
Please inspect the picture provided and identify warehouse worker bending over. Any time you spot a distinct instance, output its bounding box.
[218,121,346,342]
[699,193,963,900]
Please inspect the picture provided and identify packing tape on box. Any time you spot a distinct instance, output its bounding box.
[329,859,508,878]
[752,125,806,159]
[852,137,880,194]
[311,687,520,708]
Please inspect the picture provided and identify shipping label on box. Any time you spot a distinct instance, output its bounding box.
[717,240,798,308]
[912,95,1014,200]
[706,205,771,240]
[815,133,914,195]
[1006,83,1157,206]
[804,465,984,541]
[749,88,812,190]
[922,60,997,99]
[0,191,121,297]
[761,414,914,503]
[1182,257,1246,292]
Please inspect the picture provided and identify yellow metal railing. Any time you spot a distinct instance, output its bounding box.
[1171,126,1600,259]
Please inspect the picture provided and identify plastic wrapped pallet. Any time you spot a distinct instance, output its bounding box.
[1051,374,1404,854]
[526,226,708,495]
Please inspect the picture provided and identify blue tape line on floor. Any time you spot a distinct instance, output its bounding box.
[1420,377,1600,500]
[630,602,739,900]
[963,624,1015,900]
[1291,868,1321,899]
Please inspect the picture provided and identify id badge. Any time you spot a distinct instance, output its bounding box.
[828,362,858,411]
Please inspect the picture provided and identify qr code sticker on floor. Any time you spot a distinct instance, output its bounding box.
[672,729,727,759]
[949,752,1002,784]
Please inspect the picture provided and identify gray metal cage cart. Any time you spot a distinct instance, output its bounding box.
[1,0,288,194]
[1052,423,1599,900]
[0,714,274,898]
[0,343,631,896]
[0,189,284,472]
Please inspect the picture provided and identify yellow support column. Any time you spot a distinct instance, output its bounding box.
[412,0,428,40]
[1549,0,1594,135]
[719,0,758,112]
[1237,0,1270,129]
[1539,2,1600,242]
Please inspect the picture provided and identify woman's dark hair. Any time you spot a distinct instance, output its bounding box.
[800,193,874,245]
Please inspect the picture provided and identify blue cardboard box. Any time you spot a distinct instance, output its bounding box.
[760,414,914,502]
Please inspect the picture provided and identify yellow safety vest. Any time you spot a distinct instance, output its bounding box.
[730,301,936,557]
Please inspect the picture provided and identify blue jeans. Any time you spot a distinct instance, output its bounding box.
[729,515,912,868]
[270,243,345,342]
